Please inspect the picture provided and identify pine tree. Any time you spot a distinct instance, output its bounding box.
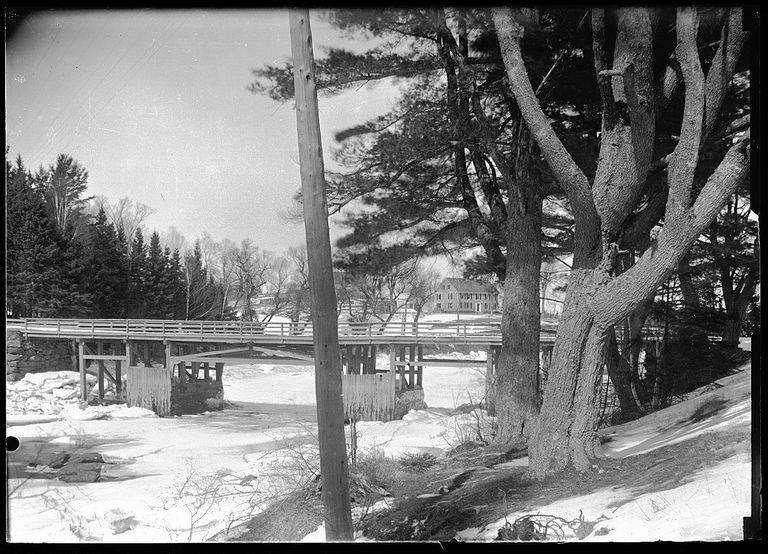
[169,249,187,319]
[145,232,166,319]
[6,154,65,317]
[129,228,149,317]
[56,220,92,317]
[84,208,129,318]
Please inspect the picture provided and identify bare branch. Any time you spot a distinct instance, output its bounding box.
[664,7,706,220]
[492,8,596,225]
[593,131,749,326]
[703,8,748,143]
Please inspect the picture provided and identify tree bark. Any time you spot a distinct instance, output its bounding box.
[494,182,542,445]
[528,269,603,476]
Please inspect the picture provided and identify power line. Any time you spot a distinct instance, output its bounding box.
[34,22,153,163]
[45,16,189,160]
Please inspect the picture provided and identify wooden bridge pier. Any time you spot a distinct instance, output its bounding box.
[76,338,130,403]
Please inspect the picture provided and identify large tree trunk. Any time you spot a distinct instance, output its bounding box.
[494,6,749,479]
[528,269,603,476]
[494,186,542,445]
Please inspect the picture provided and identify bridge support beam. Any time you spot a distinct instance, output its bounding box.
[97,342,105,402]
[78,340,86,402]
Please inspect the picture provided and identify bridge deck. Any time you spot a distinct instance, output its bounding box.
[7,318,557,346]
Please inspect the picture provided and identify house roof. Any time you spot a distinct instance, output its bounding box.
[442,278,497,294]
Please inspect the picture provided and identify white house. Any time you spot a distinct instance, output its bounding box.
[431,278,500,314]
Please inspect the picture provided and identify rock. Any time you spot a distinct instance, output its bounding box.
[47,452,72,469]
[68,452,104,464]
[394,388,427,420]
[111,516,139,534]
[58,462,102,483]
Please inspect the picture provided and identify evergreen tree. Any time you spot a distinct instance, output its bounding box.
[168,249,187,319]
[84,208,129,318]
[156,246,183,319]
[56,220,92,317]
[6,154,65,317]
[145,231,166,319]
[129,227,149,317]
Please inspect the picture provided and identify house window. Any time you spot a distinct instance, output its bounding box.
[448,302,453,309]
[438,293,441,300]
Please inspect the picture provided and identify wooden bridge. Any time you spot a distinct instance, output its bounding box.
[5,317,557,345]
[6,318,559,419]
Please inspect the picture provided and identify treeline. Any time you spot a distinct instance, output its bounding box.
[6,152,226,320]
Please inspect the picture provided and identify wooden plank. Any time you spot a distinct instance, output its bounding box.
[78,340,86,402]
[417,346,423,388]
[82,354,131,361]
[170,356,315,366]
[398,347,406,391]
[408,345,415,389]
[395,360,488,367]
[102,366,117,385]
[352,345,359,375]
[250,345,315,362]
[115,359,122,399]
[97,342,105,401]
[369,345,377,375]
[173,346,251,360]
[143,343,152,368]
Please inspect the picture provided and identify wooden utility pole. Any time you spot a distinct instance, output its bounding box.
[289,8,354,541]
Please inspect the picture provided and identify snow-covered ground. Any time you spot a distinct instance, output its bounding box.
[6,340,752,542]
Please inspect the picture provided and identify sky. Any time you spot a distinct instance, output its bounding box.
[5,9,403,253]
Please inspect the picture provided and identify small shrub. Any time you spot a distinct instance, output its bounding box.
[398,452,438,473]
[356,449,401,492]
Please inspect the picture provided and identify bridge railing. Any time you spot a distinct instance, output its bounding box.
[5,318,566,345]
[6,317,532,339]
